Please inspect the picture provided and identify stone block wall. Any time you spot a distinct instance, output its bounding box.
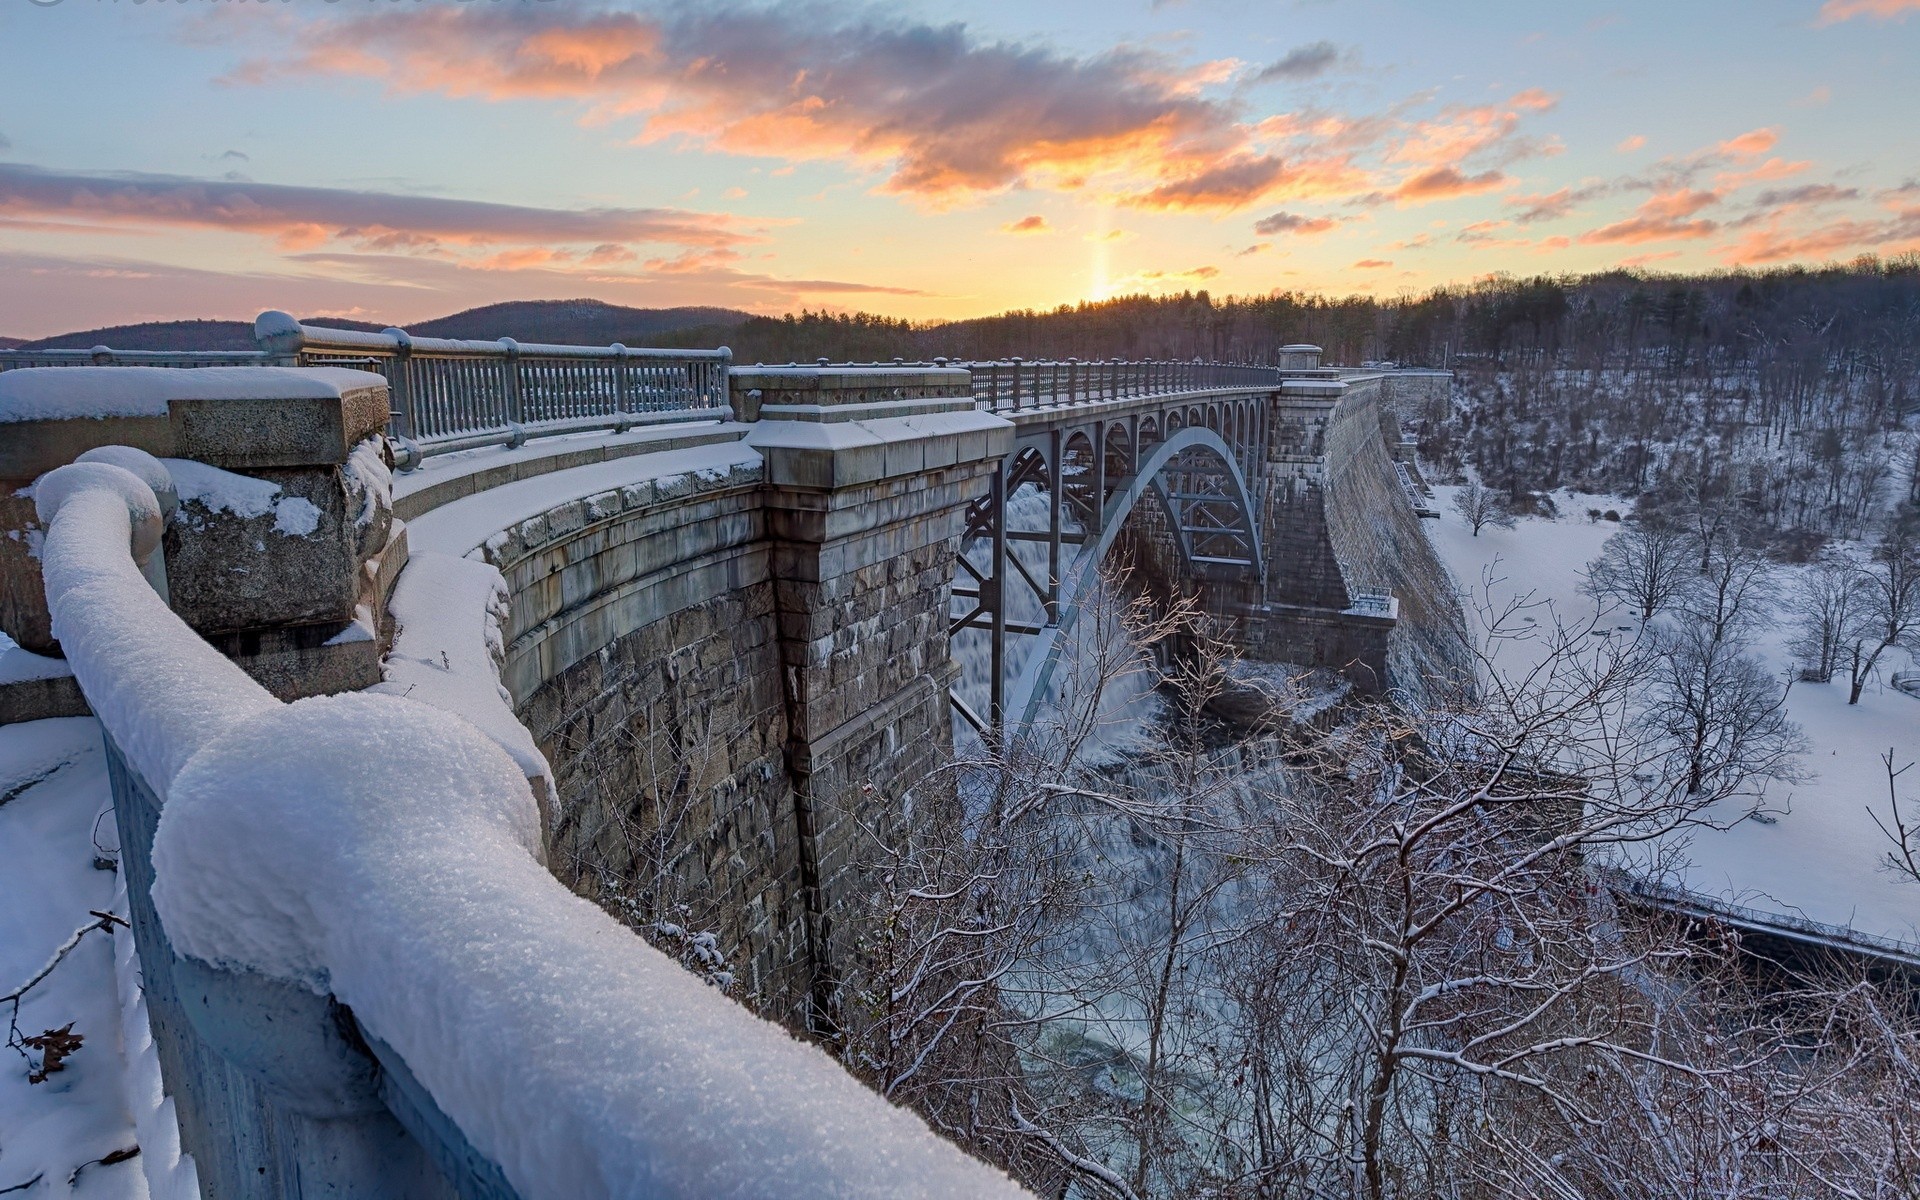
[1320,377,1472,698]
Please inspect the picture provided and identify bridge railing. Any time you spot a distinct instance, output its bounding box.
[0,313,735,469]
[961,359,1285,411]
[255,314,734,463]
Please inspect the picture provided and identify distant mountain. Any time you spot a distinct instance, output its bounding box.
[409,300,753,345]
[20,319,260,352]
[16,299,755,353]
[0,337,25,350]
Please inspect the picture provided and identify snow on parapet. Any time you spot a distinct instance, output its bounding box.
[0,366,385,423]
[149,695,1026,1200]
[38,449,1028,1199]
[372,550,552,792]
[35,458,277,788]
[164,458,323,538]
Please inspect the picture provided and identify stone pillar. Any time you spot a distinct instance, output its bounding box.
[739,366,1011,1032]
[1239,375,1403,691]
[0,366,403,721]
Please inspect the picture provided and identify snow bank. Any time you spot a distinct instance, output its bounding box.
[0,633,73,684]
[149,694,1025,1200]
[0,366,381,422]
[0,718,150,1199]
[371,550,552,790]
[162,458,321,538]
[406,439,761,558]
[1429,484,1920,947]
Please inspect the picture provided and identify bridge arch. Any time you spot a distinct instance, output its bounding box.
[1003,425,1263,737]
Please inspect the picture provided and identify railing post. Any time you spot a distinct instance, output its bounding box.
[499,337,523,429]
[1011,357,1024,410]
[385,327,417,441]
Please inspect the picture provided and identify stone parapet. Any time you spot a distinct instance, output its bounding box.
[0,367,401,711]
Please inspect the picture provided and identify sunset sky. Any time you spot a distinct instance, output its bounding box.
[2,0,1917,338]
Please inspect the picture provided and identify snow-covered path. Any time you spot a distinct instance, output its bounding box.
[0,718,145,1198]
[1428,487,1920,948]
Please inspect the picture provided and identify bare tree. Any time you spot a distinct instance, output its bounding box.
[1788,549,1865,683]
[1646,619,1806,797]
[1451,479,1515,537]
[1680,530,1780,644]
[1582,519,1695,621]
[1846,519,1920,704]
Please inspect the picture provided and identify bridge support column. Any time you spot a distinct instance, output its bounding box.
[1237,375,1400,692]
[740,367,1011,1033]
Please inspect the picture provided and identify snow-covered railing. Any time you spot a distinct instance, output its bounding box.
[0,314,736,471]
[0,347,268,370]
[34,450,1025,1199]
[1605,869,1920,971]
[254,314,734,467]
[962,358,1285,411]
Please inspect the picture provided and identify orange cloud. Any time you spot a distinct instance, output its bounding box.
[1616,135,1647,153]
[1002,215,1050,234]
[1718,128,1779,158]
[1353,258,1393,269]
[1816,0,1920,22]
[231,7,1255,210]
[1394,166,1509,204]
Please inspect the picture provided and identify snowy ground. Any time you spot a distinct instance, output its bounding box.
[0,717,145,1198]
[1428,485,1920,948]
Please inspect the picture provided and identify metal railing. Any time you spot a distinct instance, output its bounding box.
[1606,868,1920,969]
[960,359,1285,411]
[259,316,734,464]
[0,313,735,469]
[0,347,268,369]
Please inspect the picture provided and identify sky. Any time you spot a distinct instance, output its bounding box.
[0,0,1917,338]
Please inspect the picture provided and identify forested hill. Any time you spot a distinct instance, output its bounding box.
[15,299,753,352]
[649,259,1920,376]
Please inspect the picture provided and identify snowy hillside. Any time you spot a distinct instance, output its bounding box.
[1429,485,1920,947]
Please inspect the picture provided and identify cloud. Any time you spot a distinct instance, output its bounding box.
[223,5,1560,217]
[1237,242,1271,256]
[1252,210,1339,236]
[1581,216,1718,244]
[226,5,1253,208]
[1505,184,1607,223]
[218,149,250,162]
[1616,135,1646,153]
[1724,207,1920,262]
[1352,258,1392,269]
[1795,85,1833,106]
[0,162,750,256]
[1392,166,1509,204]
[1718,128,1779,158]
[1002,214,1050,234]
[1254,41,1342,82]
[1750,183,1860,208]
[1816,0,1920,22]
[1386,90,1560,171]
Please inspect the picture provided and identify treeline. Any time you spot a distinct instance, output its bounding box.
[655,256,1920,378]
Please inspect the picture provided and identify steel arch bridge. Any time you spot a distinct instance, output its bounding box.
[948,376,1281,739]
